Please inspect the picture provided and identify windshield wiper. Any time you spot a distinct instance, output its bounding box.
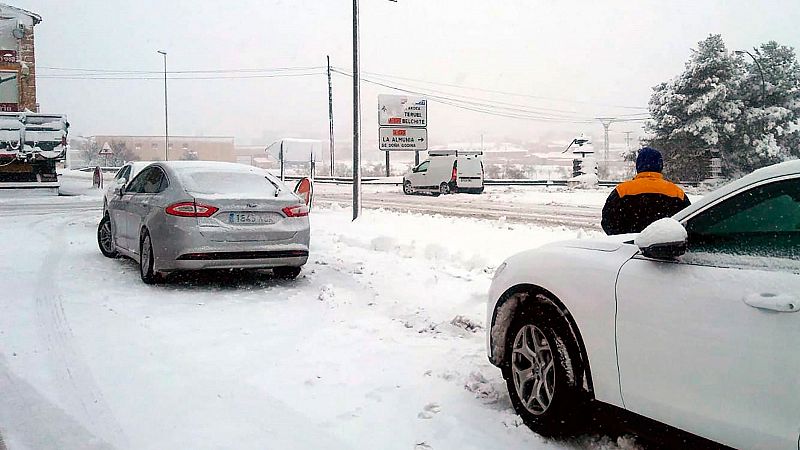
[265,176,281,197]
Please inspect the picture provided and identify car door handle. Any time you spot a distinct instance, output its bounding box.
[743,293,799,313]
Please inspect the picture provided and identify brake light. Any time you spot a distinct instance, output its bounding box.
[166,201,219,218]
[451,165,457,181]
[282,204,309,217]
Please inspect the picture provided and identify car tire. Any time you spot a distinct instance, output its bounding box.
[439,182,451,195]
[139,229,162,284]
[501,298,589,437]
[97,215,117,258]
[403,180,413,195]
[273,266,301,280]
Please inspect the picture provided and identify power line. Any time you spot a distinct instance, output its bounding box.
[346,67,649,111]
[37,72,326,80]
[37,65,325,75]
[331,68,597,123]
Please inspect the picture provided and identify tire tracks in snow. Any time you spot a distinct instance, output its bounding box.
[32,213,128,449]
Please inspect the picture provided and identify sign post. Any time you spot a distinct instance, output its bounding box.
[378,95,428,174]
[99,141,113,167]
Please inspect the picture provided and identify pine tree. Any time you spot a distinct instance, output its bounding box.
[732,41,800,173]
[646,35,744,180]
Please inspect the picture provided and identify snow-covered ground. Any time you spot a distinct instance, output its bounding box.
[0,175,644,449]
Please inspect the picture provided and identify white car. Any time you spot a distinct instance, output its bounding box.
[403,150,484,195]
[486,160,800,448]
[103,161,154,212]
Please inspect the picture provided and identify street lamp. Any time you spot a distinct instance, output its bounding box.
[157,50,169,160]
[352,0,361,221]
[735,49,766,109]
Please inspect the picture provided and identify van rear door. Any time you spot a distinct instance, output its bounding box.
[456,156,483,189]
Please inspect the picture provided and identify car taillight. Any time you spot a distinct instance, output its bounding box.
[282,204,309,217]
[166,201,219,218]
[451,166,457,181]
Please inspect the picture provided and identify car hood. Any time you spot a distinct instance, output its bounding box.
[540,233,637,252]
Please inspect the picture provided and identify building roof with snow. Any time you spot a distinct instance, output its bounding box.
[0,3,41,25]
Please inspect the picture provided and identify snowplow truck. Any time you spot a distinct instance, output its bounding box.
[0,112,69,193]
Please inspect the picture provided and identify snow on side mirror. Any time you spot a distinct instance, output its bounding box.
[635,218,688,260]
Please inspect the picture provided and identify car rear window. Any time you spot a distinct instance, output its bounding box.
[180,170,279,196]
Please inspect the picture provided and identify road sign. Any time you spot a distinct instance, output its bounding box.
[379,127,428,151]
[99,142,113,155]
[378,95,427,128]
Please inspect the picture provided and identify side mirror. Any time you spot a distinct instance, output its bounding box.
[635,218,688,260]
[114,177,127,195]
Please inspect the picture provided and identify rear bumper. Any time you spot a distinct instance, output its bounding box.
[147,214,310,272]
[167,254,308,271]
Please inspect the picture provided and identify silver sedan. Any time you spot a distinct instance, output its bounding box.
[97,161,310,284]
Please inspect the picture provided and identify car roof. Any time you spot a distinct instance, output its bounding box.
[675,159,800,220]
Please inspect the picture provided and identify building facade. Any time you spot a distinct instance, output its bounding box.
[90,135,236,163]
[0,3,39,112]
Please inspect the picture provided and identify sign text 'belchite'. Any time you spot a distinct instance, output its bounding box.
[378,95,427,128]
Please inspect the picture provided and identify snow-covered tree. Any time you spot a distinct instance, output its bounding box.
[731,41,800,173]
[646,34,744,181]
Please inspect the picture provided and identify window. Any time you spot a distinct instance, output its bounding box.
[416,161,430,173]
[686,178,800,259]
[127,167,168,194]
[114,166,130,181]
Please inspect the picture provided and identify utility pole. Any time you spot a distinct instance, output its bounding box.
[623,131,633,153]
[157,50,169,160]
[352,0,362,221]
[596,117,615,164]
[327,55,335,176]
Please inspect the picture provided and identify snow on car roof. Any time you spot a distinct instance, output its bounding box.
[160,161,269,174]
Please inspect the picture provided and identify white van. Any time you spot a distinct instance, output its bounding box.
[402,150,484,195]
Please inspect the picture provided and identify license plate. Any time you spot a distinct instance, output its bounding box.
[228,212,277,224]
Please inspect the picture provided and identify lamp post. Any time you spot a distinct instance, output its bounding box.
[157,50,169,160]
[735,49,766,109]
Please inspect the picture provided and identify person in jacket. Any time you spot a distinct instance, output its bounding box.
[601,147,691,235]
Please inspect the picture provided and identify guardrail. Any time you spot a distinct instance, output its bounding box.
[286,176,701,188]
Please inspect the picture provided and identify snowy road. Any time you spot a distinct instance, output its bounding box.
[0,173,656,449]
[314,184,608,230]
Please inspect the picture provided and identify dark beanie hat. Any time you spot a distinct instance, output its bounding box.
[636,147,663,173]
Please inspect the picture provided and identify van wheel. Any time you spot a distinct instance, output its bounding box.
[403,180,413,195]
[439,182,451,195]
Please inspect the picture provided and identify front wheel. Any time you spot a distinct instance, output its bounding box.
[273,266,301,279]
[502,300,589,436]
[403,180,413,195]
[97,215,117,258]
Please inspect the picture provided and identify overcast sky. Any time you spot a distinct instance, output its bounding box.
[12,0,800,152]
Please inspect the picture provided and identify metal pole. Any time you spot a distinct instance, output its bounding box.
[352,0,361,221]
[737,50,767,109]
[158,50,169,160]
[385,150,390,177]
[279,140,285,182]
[327,55,335,176]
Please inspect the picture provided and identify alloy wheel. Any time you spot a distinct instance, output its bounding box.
[511,324,556,415]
